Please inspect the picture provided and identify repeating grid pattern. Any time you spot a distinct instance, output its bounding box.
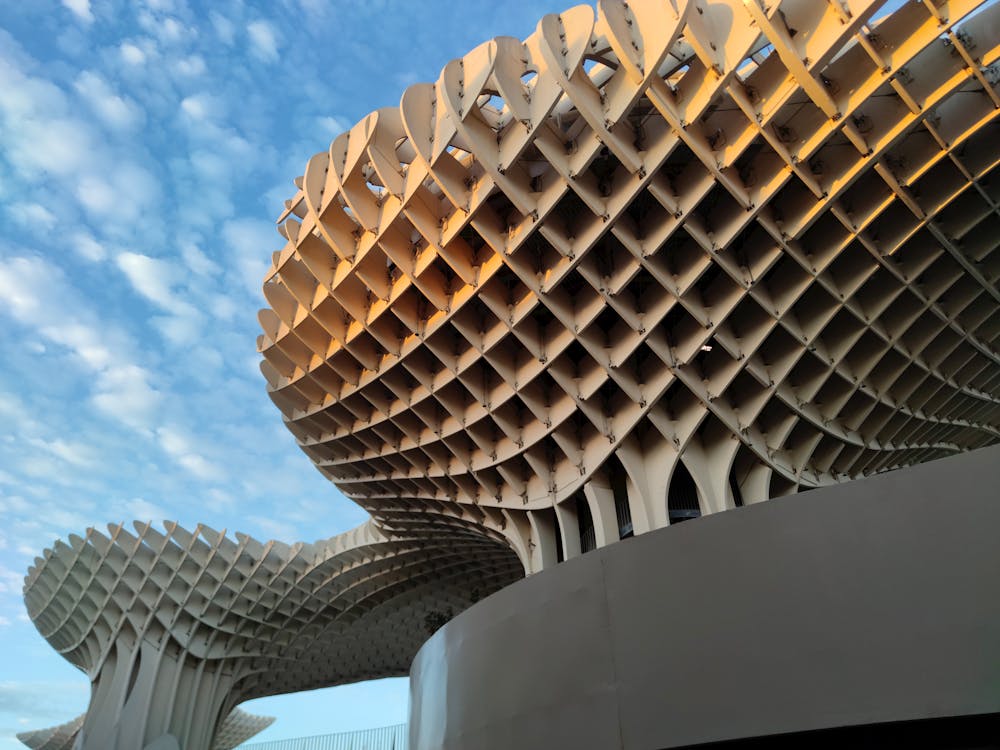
[20,2,1000,749]
[16,708,275,750]
[260,0,1000,571]
[21,521,519,749]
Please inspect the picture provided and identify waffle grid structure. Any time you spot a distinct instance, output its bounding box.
[21,0,1000,748]
[16,708,275,750]
[21,521,519,749]
[260,0,1000,572]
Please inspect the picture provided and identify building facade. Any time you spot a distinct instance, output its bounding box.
[22,0,1000,747]
[260,0,999,573]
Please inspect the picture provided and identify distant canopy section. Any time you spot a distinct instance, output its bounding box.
[258,0,1000,573]
[16,708,274,750]
[21,521,520,750]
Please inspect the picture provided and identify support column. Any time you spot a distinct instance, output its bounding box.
[79,638,238,750]
[527,510,561,570]
[582,479,620,549]
[681,432,741,515]
[617,431,680,530]
[554,502,582,560]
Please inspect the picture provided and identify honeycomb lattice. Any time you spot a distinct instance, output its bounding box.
[19,2,1000,748]
[16,708,275,750]
[261,0,1000,570]
[22,520,519,748]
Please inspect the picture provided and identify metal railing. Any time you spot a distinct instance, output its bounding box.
[239,723,407,750]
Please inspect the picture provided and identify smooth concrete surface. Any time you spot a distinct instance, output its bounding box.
[409,446,1000,749]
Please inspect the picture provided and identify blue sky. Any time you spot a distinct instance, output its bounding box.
[0,0,571,744]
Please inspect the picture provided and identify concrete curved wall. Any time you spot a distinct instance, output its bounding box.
[409,446,1000,750]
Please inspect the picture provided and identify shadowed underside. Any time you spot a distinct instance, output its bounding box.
[22,520,520,749]
[260,0,1000,574]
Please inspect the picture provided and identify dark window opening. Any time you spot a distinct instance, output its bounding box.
[668,460,701,524]
[608,455,633,539]
[729,467,744,508]
[124,648,142,705]
[576,493,596,553]
[555,516,565,563]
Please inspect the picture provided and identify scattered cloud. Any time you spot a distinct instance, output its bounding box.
[0,0,568,736]
[174,54,206,77]
[246,515,298,542]
[180,92,221,122]
[0,680,88,732]
[119,42,146,65]
[318,115,352,138]
[0,566,23,596]
[70,232,107,262]
[209,12,236,44]
[74,71,143,130]
[116,252,180,308]
[123,497,169,522]
[91,364,162,430]
[75,162,160,221]
[61,0,93,23]
[25,438,98,468]
[221,218,277,299]
[247,20,280,62]
[7,202,56,230]
[0,256,163,431]
[156,426,225,481]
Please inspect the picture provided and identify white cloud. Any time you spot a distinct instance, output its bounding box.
[180,92,222,122]
[8,202,56,229]
[71,231,107,262]
[75,174,115,214]
[318,115,351,137]
[0,681,89,724]
[209,12,235,44]
[181,242,220,277]
[75,162,159,221]
[159,17,185,42]
[222,218,277,299]
[26,437,97,468]
[189,149,230,182]
[120,42,146,65]
[247,20,280,62]
[210,294,238,321]
[247,515,297,541]
[0,43,164,233]
[39,320,113,370]
[123,497,168,521]
[137,12,186,44]
[7,114,97,178]
[153,312,200,345]
[92,364,162,430]
[116,252,179,307]
[61,0,93,23]
[0,256,162,431]
[74,71,143,129]
[173,55,206,77]
[0,393,40,438]
[0,565,25,595]
[205,488,236,512]
[156,426,224,481]
[116,252,207,349]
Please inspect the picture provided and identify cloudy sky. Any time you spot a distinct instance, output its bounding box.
[0,0,570,744]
